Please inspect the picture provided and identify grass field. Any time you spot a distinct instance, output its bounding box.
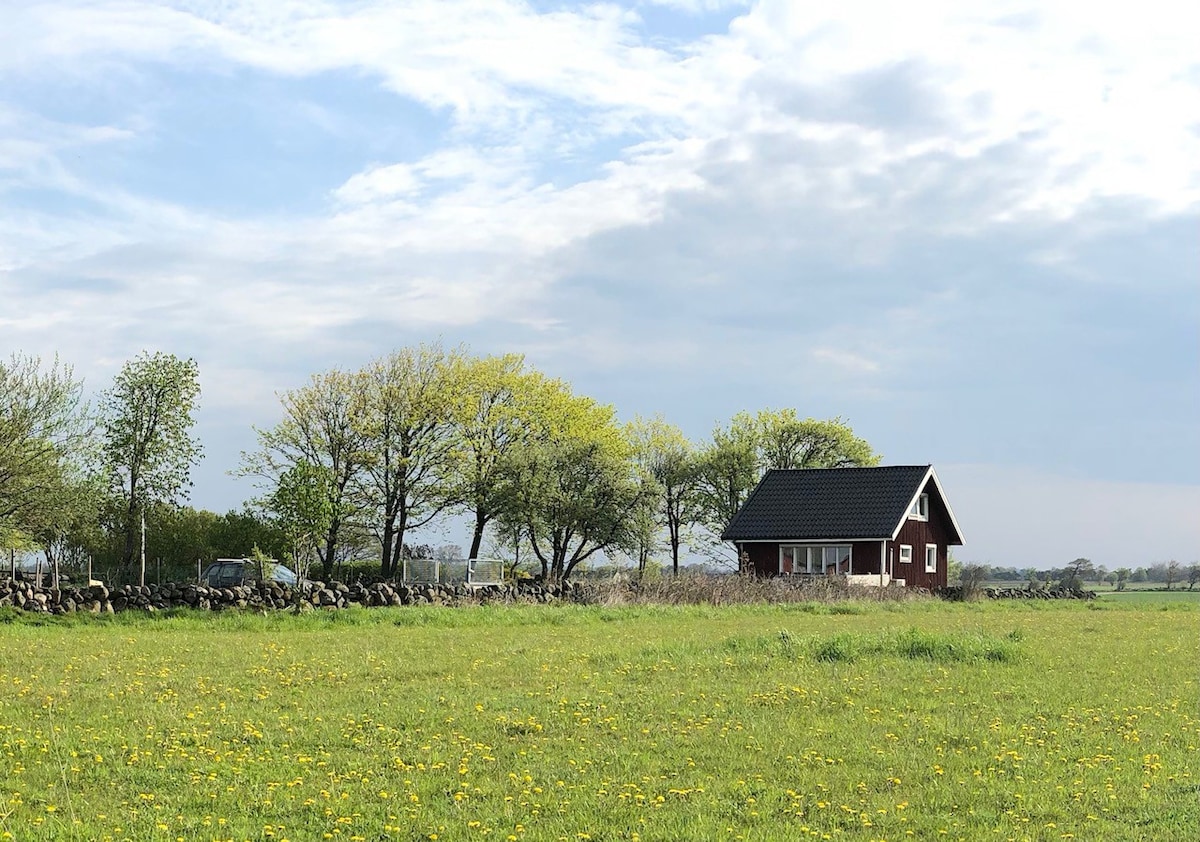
[1,600,1197,841]
[1097,590,1200,604]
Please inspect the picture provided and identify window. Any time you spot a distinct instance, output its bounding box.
[780,545,799,575]
[925,545,938,573]
[908,494,929,521]
[899,545,913,564]
[779,545,852,575]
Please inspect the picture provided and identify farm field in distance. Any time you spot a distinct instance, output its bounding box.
[1096,590,1200,605]
[1,600,1197,841]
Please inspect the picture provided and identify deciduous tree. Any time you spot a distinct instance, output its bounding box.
[753,410,878,470]
[496,397,647,582]
[268,461,334,578]
[24,472,104,588]
[353,346,459,577]
[692,411,878,559]
[692,417,759,548]
[207,509,289,561]
[959,563,990,598]
[0,353,90,535]
[447,354,561,559]
[100,352,202,576]
[1165,560,1181,590]
[244,368,366,581]
[1060,557,1095,590]
[627,416,697,577]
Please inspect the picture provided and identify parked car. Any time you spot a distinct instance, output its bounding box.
[201,558,300,588]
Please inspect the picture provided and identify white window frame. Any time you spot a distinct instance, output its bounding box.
[925,544,938,573]
[779,544,853,575]
[899,545,912,564]
[909,493,929,521]
[779,545,801,575]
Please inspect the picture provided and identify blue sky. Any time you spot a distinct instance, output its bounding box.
[2,0,1197,568]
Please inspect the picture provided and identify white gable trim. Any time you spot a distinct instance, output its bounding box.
[890,466,965,544]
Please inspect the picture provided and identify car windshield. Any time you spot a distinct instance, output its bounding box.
[202,560,298,587]
[266,564,297,585]
[203,563,244,587]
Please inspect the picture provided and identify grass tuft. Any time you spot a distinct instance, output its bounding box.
[812,633,859,663]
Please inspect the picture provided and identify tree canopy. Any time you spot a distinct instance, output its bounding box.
[5,343,901,582]
[692,410,880,549]
[495,395,649,582]
[100,351,202,572]
[0,354,91,535]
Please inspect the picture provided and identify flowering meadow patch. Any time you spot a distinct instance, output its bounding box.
[0,601,1196,840]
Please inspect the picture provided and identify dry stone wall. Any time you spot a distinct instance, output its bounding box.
[0,577,585,616]
[936,585,1097,600]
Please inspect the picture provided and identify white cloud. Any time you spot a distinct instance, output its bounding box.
[5,0,1197,276]
[0,0,1197,537]
[810,348,881,375]
[642,0,750,12]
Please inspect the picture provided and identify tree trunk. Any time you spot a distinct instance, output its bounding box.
[468,509,488,559]
[380,513,397,578]
[670,517,681,577]
[122,483,139,570]
[139,510,146,588]
[321,517,339,581]
[389,509,409,580]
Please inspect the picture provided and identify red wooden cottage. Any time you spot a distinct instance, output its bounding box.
[721,465,964,589]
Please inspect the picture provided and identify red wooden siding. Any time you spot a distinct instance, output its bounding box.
[889,478,955,589]
[743,542,779,577]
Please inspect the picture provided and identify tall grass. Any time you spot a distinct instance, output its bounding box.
[586,572,926,606]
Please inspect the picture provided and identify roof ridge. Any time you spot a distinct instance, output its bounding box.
[766,464,931,472]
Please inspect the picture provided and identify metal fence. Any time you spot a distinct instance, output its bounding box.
[402,557,506,586]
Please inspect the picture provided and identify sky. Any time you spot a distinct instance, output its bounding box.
[1,0,1197,569]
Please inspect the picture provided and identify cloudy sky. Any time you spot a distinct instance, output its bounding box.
[2,0,1197,568]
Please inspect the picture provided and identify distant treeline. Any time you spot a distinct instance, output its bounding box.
[958,560,1200,590]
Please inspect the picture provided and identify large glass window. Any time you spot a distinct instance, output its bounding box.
[780,545,799,574]
[779,545,852,575]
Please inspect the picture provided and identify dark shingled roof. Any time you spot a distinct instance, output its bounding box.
[721,465,933,541]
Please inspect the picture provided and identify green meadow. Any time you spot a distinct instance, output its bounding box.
[1096,589,1200,604]
[1,600,1197,842]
